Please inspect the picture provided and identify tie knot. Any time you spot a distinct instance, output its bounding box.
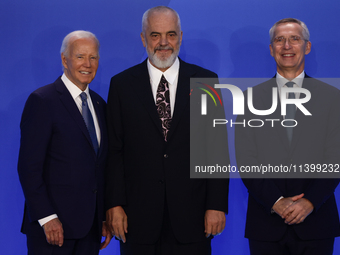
[286,82,295,88]
[157,75,169,93]
[161,75,168,85]
[80,92,87,103]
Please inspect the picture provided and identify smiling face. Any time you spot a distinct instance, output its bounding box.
[270,22,311,79]
[61,37,99,91]
[141,10,182,72]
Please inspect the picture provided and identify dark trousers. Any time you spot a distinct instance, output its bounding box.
[120,200,211,255]
[26,217,100,255]
[249,226,334,255]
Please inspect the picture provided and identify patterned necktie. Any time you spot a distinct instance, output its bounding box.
[285,82,296,144]
[156,75,171,141]
[80,92,98,154]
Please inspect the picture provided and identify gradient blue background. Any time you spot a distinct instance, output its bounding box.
[1,0,340,254]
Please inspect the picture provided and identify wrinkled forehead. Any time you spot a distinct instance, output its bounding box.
[69,37,99,53]
[274,22,303,37]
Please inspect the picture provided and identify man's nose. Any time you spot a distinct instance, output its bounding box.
[83,57,91,67]
[159,35,168,45]
[283,38,292,49]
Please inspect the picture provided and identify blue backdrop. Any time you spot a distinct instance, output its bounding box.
[1,0,340,254]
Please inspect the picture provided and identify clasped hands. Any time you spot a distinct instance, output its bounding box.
[272,193,314,225]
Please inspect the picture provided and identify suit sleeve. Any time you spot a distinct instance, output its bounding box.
[303,89,340,211]
[105,76,127,209]
[201,74,229,213]
[17,92,56,221]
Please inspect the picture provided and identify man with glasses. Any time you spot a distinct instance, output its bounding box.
[235,18,340,254]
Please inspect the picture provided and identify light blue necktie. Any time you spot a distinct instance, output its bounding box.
[80,92,98,154]
[285,82,296,144]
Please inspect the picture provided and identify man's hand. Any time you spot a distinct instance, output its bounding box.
[204,210,226,238]
[42,218,64,247]
[106,206,128,243]
[282,198,314,225]
[100,222,113,250]
[272,193,304,217]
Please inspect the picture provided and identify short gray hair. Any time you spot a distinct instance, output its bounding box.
[60,30,100,57]
[142,6,181,35]
[269,18,310,43]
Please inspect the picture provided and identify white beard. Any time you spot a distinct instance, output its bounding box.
[147,46,179,69]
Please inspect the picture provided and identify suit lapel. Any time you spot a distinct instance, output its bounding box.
[167,60,193,141]
[262,78,291,151]
[131,60,164,137]
[290,76,316,151]
[90,90,105,157]
[130,59,195,141]
[55,78,96,156]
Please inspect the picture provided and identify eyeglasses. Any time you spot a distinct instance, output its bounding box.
[272,36,307,45]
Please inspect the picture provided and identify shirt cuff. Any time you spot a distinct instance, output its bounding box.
[271,196,284,213]
[38,214,58,227]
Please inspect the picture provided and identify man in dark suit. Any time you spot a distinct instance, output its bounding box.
[18,30,111,254]
[105,6,229,255]
[235,18,340,254]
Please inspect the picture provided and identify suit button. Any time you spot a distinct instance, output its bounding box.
[164,154,168,158]
[159,180,164,184]
[93,189,97,194]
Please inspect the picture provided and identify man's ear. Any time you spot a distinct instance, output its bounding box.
[269,44,274,57]
[179,31,183,46]
[141,32,146,47]
[61,53,68,70]
[305,41,312,55]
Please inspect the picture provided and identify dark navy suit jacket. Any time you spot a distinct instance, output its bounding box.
[18,76,108,239]
[235,76,340,241]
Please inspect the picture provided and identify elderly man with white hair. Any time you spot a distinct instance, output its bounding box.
[18,30,111,255]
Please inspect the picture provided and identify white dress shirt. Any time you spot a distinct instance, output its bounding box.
[276,71,305,101]
[147,57,180,117]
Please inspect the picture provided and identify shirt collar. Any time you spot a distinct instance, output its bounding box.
[276,71,305,90]
[61,73,90,99]
[147,57,180,85]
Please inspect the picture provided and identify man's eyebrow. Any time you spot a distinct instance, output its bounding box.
[149,31,178,35]
[275,34,301,38]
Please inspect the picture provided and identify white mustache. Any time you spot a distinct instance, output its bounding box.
[154,46,174,52]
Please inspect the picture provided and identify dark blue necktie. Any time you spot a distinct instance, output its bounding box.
[285,82,296,144]
[80,92,98,154]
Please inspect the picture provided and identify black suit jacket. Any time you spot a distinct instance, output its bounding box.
[235,76,340,241]
[106,59,229,244]
[18,77,108,239]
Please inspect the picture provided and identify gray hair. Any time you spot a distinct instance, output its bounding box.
[60,30,100,57]
[142,6,181,35]
[269,18,310,43]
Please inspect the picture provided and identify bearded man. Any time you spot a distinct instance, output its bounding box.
[105,6,229,255]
